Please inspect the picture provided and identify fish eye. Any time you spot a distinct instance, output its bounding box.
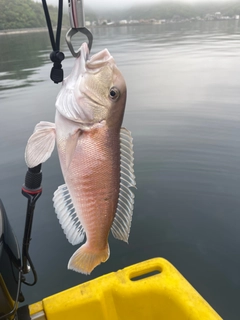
[109,87,120,101]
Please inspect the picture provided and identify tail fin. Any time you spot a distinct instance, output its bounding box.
[68,243,110,275]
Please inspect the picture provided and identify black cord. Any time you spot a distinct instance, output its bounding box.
[41,0,65,83]
[41,0,56,50]
[56,0,63,50]
[22,253,38,286]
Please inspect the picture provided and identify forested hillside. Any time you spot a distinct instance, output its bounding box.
[0,0,61,29]
[1,0,240,30]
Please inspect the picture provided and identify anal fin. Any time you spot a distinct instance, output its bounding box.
[53,184,85,245]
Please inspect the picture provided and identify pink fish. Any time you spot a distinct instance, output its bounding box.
[25,43,136,274]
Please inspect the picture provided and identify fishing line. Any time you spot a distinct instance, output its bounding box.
[41,0,65,83]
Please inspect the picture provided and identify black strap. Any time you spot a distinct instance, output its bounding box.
[42,0,65,84]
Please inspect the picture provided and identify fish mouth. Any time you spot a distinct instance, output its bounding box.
[65,43,114,84]
[72,43,114,78]
[64,43,89,84]
[86,48,114,71]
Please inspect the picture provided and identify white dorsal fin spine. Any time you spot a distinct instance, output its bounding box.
[120,132,133,140]
[118,199,132,215]
[111,128,136,243]
[114,217,128,240]
[120,182,135,197]
[121,170,136,184]
[121,153,134,163]
[117,206,131,224]
[121,146,134,157]
[120,138,133,148]
[120,159,133,168]
[119,188,134,204]
[121,162,135,176]
[121,164,135,178]
[111,225,122,239]
[115,214,129,229]
[120,131,133,141]
[121,176,136,188]
[53,184,85,246]
[119,194,133,209]
[121,145,134,157]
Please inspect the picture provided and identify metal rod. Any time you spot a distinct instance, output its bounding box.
[66,0,93,57]
[21,165,42,285]
[68,0,85,28]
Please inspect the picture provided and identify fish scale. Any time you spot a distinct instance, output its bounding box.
[61,126,120,246]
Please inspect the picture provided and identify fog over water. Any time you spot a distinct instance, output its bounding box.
[1,20,240,320]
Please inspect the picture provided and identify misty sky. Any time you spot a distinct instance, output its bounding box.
[35,0,234,10]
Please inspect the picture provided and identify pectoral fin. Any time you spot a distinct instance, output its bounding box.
[25,121,56,168]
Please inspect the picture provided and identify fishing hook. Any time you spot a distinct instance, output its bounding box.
[66,0,93,57]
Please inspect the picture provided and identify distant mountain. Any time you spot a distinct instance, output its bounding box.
[0,0,240,30]
[91,1,240,21]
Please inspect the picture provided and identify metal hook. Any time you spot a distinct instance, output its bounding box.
[66,27,93,57]
[66,0,93,57]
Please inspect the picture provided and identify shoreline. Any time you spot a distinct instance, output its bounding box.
[0,19,237,36]
[0,27,48,35]
[0,27,68,36]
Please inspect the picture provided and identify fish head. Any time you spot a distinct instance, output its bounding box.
[56,43,127,128]
[81,46,127,127]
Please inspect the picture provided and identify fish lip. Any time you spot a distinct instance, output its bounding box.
[77,45,113,74]
[86,48,114,71]
[77,42,89,74]
[63,43,89,85]
[80,42,90,62]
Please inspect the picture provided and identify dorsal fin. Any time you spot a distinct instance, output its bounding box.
[111,128,136,243]
[53,184,85,245]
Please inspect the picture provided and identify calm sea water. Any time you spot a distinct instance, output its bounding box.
[1,21,240,319]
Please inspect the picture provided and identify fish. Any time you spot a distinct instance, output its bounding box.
[25,42,136,275]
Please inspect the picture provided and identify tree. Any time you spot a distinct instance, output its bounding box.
[0,0,64,30]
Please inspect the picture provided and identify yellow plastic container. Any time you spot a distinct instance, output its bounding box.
[29,258,222,320]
